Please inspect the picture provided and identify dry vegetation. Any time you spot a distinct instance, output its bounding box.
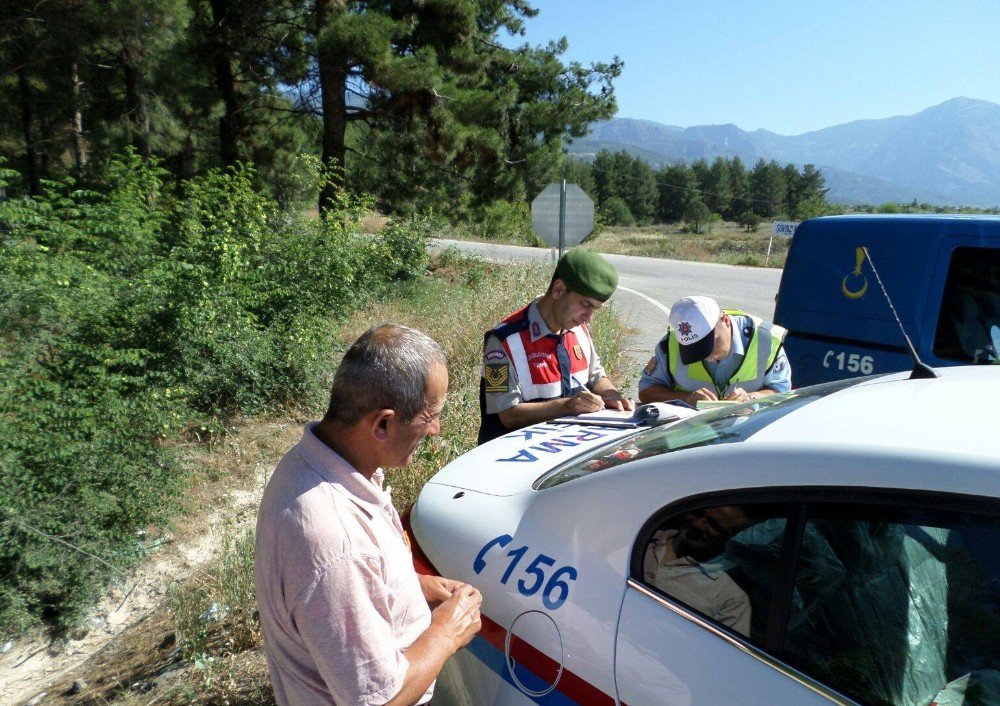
[586,221,788,268]
[10,251,633,706]
[437,216,789,269]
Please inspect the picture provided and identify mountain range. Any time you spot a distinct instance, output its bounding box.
[567,97,1000,207]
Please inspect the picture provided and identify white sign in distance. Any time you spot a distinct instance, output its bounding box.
[531,183,595,248]
[771,221,799,238]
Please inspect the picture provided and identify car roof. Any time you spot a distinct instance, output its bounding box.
[744,366,1000,459]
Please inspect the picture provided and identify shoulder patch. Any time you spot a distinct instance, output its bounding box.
[485,349,507,361]
[644,356,657,375]
[484,363,510,393]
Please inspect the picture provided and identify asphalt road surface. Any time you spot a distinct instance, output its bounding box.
[430,239,784,395]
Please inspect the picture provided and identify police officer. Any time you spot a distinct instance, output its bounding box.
[478,250,634,445]
[638,296,791,406]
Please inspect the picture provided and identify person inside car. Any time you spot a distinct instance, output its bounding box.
[643,505,754,636]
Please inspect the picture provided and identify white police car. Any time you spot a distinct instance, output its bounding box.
[409,366,1000,706]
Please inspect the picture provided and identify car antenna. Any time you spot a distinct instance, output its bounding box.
[861,246,938,379]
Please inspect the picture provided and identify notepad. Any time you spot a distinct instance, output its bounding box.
[553,401,694,427]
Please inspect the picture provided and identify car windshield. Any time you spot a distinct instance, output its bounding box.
[534,377,869,490]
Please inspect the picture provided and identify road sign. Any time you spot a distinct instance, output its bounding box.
[766,220,800,266]
[531,182,594,255]
[771,221,799,238]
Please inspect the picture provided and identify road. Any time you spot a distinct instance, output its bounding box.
[430,239,784,394]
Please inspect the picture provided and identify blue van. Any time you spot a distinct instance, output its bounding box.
[774,215,1000,386]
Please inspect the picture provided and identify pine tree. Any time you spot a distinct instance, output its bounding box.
[625,156,657,224]
[656,163,697,222]
[750,158,786,219]
[705,157,733,215]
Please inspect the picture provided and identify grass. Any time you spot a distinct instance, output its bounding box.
[586,221,789,268]
[36,250,633,705]
[436,216,789,268]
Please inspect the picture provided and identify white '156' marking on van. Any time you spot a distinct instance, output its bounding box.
[823,350,875,374]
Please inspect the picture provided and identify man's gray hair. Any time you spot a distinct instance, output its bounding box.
[324,324,446,426]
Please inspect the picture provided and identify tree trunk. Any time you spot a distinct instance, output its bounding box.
[210,0,239,166]
[315,0,348,215]
[121,51,151,159]
[70,61,87,177]
[17,67,40,196]
[178,133,197,180]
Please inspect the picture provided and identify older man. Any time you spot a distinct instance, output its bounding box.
[643,506,754,636]
[639,295,791,406]
[478,249,633,445]
[255,325,481,706]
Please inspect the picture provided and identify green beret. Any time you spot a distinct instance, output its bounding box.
[555,249,618,301]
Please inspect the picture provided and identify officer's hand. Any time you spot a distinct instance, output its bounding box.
[566,389,605,415]
[430,583,482,651]
[686,387,718,405]
[725,388,752,402]
[602,393,635,411]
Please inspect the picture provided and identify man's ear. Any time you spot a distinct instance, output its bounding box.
[370,409,395,442]
[550,277,567,299]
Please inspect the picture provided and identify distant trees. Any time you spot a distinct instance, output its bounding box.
[0,1,621,214]
[568,150,829,227]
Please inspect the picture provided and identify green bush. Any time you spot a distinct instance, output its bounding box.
[473,201,538,245]
[600,197,635,227]
[0,152,428,635]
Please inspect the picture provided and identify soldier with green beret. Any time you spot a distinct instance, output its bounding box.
[478,249,634,445]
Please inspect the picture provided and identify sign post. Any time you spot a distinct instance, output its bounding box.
[767,220,799,266]
[531,182,595,258]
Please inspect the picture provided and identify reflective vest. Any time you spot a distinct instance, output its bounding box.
[666,310,786,397]
[478,305,595,444]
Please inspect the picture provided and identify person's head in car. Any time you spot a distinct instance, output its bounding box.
[674,505,752,562]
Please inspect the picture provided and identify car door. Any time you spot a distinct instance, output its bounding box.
[614,491,1000,706]
[614,498,839,705]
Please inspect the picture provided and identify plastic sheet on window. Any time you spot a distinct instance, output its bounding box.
[931,670,1000,706]
[727,521,957,706]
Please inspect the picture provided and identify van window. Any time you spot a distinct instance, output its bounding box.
[933,247,1000,364]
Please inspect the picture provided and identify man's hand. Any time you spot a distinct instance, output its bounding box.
[601,391,635,411]
[686,387,718,406]
[418,574,463,608]
[724,388,752,403]
[565,389,605,415]
[429,583,482,652]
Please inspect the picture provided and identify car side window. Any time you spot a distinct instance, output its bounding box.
[780,503,1000,706]
[638,503,793,640]
[637,497,1000,706]
[933,246,1000,363]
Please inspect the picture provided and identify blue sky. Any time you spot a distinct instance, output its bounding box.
[505,1,1000,135]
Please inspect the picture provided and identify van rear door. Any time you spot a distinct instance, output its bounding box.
[774,216,1000,386]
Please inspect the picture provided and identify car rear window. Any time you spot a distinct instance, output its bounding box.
[534,377,865,490]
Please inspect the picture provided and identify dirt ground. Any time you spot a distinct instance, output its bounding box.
[1,419,302,706]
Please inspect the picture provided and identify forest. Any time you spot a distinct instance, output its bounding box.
[2,0,621,215]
